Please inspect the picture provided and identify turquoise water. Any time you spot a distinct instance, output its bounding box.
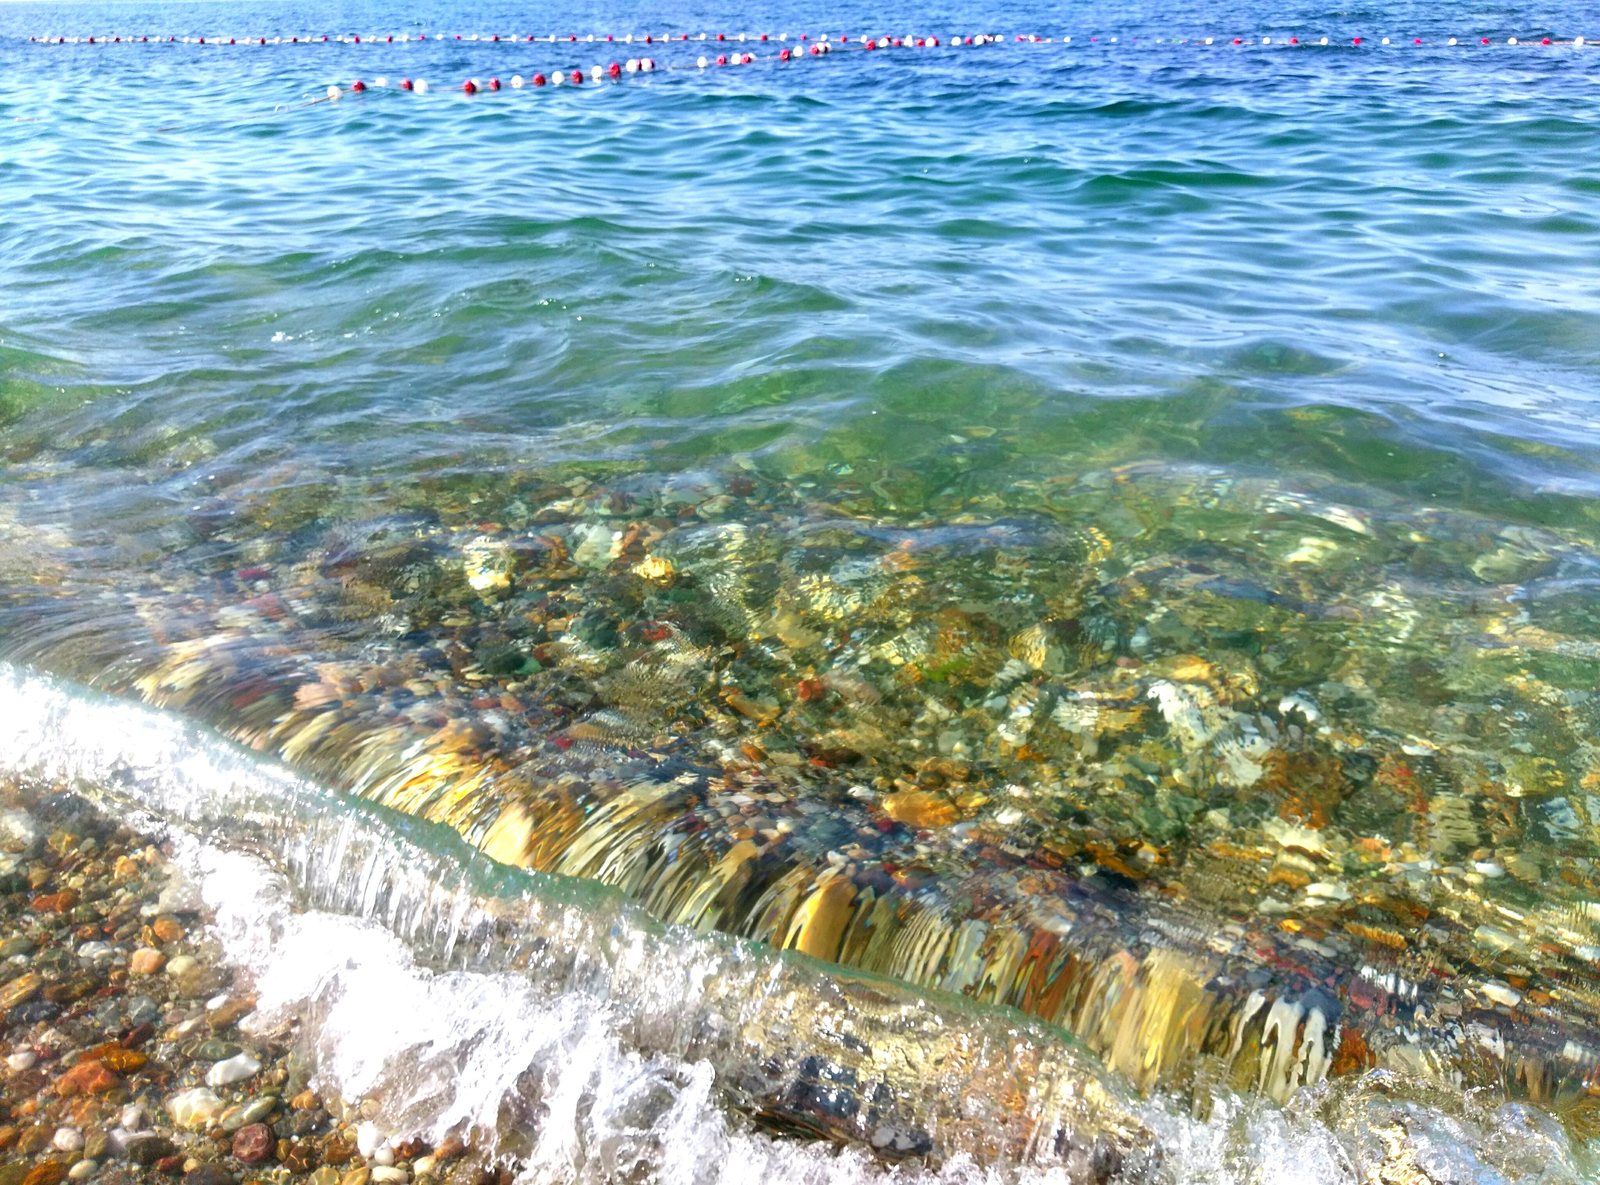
[3,2,1600,1179]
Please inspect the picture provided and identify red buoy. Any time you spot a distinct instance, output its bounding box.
[1233,37,1242,44]
[780,48,791,59]
[1352,36,1361,44]
[572,68,583,82]
[401,78,413,89]
[352,34,358,43]
[1481,36,1490,43]
[533,72,546,85]
[488,76,501,90]
[609,61,621,77]
[463,79,477,93]
[352,79,367,91]
[716,53,727,64]
[1543,36,1552,44]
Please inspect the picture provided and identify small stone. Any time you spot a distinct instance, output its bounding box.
[204,997,254,1030]
[163,955,198,978]
[112,856,140,881]
[372,1146,395,1167]
[118,1104,146,1132]
[128,949,165,976]
[290,1089,319,1111]
[369,1171,408,1185]
[205,1053,260,1088]
[67,1165,93,1183]
[219,1097,276,1133]
[83,1129,109,1159]
[21,1165,68,1185]
[167,1087,224,1130]
[124,1132,176,1165]
[7,1050,37,1071]
[309,1169,340,1185]
[340,1170,370,1185]
[52,1127,84,1153]
[20,1127,54,1154]
[230,1124,273,1165]
[183,1168,234,1185]
[150,917,184,944]
[56,1061,119,1097]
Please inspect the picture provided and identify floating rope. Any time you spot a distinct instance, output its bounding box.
[20,30,1597,49]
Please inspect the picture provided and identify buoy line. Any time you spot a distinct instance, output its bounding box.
[20,30,1596,49]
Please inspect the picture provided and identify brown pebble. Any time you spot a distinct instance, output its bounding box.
[232,1122,275,1164]
[0,1124,16,1151]
[205,996,255,1030]
[154,1154,187,1175]
[290,1088,320,1111]
[152,916,185,944]
[113,855,141,880]
[55,1060,119,1097]
[122,1021,157,1047]
[340,1169,371,1185]
[17,1125,53,1154]
[130,947,166,975]
[29,889,78,913]
[20,1163,67,1185]
[432,1135,466,1161]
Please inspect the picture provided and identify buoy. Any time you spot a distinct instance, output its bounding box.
[326,84,340,99]
[780,48,790,59]
[626,57,639,72]
[401,77,413,89]
[351,78,366,91]
[533,73,546,85]
[488,76,500,90]
[462,78,477,93]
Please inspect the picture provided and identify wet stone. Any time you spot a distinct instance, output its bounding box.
[124,1132,175,1165]
[230,1122,273,1164]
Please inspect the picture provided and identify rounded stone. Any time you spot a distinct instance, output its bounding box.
[231,1123,273,1165]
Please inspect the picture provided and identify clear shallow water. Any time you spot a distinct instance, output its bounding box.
[2,1,1600,1180]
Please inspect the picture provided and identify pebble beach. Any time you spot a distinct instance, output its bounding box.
[0,787,483,1185]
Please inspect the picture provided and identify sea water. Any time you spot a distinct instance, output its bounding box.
[1,0,1599,1180]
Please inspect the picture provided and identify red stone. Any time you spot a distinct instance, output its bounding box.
[232,1123,274,1164]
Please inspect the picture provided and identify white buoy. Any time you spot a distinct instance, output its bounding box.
[697,54,707,66]
[414,79,429,93]
[592,62,604,78]
[1381,36,1390,44]
[1448,36,1458,44]
[1319,35,1329,44]
[1263,36,1271,43]
[510,74,524,87]
[1203,36,1213,44]
[1507,36,1517,44]
[1576,36,1586,46]
[373,75,388,87]
[551,69,565,84]
[326,84,340,99]
[625,57,639,71]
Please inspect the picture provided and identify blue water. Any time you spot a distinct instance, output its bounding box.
[3,2,1600,1180]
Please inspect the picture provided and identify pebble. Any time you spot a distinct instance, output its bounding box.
[372,1145,395,1167]
[6,1050,37,1071]
[167,1086,224,1130]
[118,1103,146,1131]
[128,947,165,975]
[52,1126,83,1152]
[183,1167,236,1185]
[369,1171,409,1185]
[164,954,198,978]
[67,1163,94,1182]
[219,1095,276,1132]
[205,1052,261,1087]
[230,1122,273,1164]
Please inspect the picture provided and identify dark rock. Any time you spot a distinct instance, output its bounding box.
[184,1166,237,1185]
[125,1132,177,1165]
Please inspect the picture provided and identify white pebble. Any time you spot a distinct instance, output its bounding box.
[69,1161,95,1181]
[206,1052,262,1087]
[53,1126,84,1152]
[370,1170,409,1185]
[356,1120,384,1158]
[374,1145,396,1166]
[6,1050,37,1071]
[119,1103,147,1131]
[169,1086,225,1130]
